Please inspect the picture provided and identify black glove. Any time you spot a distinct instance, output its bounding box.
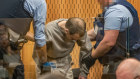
[0,48,6,59]
[10,41,19,51]
[82,54,96,70]
[80,54,96,77]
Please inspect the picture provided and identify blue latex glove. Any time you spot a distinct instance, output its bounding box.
[43,62,56,68]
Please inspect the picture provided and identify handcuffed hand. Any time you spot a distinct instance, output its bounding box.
[81,54,96,70]
[79,75,87,79]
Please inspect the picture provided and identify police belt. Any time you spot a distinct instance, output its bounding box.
[116,41,140,56]
[130,47,140,55]
[100,44,127,65]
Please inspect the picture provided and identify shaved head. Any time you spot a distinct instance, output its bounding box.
[65,17,86,37]
[116,58,140,79]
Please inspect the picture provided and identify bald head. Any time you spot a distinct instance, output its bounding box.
[116,58,140,79]
[65,17,86,37]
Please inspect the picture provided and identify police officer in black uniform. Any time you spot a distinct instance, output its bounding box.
[80,0,140,79]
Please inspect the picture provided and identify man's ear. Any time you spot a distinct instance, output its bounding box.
[65,28,69,34]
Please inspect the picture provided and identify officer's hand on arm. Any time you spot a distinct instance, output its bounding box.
[87,28,97,41]
[35,44,47,64]
[25,32,47,63]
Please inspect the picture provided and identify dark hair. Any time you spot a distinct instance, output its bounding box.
[65,17,86,37]
[0,22,8,35]
[0,23,9,48]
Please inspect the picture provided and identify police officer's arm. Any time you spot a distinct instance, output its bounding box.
[33,2,47,63]
[91,7,124,58]
[91,30,119,58]
[24,0,47,63]
[24,0,47,47]
[77,32,94,78]
[25,32,47,63]
[87,28,96,41]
